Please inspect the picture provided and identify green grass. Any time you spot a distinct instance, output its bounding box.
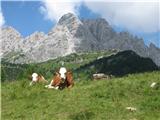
[2,71,160,120]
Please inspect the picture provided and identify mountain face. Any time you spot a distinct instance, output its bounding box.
[75,50,159,77]
[1,13,160,66]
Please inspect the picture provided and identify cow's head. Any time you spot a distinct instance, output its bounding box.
[32,73,38,82]
[59,67,67,80]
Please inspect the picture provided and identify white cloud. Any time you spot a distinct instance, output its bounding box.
[40,0,159,34]
[0,9,5,28]
[40,0,82,22]
[84,1,159,33]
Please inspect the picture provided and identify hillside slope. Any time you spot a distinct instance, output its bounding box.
[2,72,160,120]
[76,50,159,78]
[1,50,116,81]
[1,50,159,81]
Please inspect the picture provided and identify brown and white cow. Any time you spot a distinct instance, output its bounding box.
[29,73,48,86]
[45,67,74,90]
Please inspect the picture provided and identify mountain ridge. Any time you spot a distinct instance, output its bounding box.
[1,13,160,66]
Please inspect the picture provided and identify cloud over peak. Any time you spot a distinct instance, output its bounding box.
[84,1,159,33]
[40,0,81,22]
[40,0,159,34]
[0,8,5,28]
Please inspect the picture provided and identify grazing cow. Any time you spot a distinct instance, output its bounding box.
[93,73,112,80]
[29,73,48,86]
[45,67,74,90]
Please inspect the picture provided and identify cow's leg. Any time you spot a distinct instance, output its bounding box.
[29,81,35,86]
[45,80,59,90]
[45,85,59,89]
[29,81,38,86]
[45,80,53,88]
[45,80,51,88]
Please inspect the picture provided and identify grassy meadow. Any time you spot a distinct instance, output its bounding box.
[1,71,160,120]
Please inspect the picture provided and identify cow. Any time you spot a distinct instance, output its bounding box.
[29,73,48,86]
[93,73,113,80]
[45,67,74,90]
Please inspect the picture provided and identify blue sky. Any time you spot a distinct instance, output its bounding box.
[1,1,101,36]
[1,1,54,36]
[1,0,160,48]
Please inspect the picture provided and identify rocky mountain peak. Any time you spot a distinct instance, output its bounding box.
[58,13,80,24]
[149,43,159,50]
[58,13,82,35]
[1,26,22,39]
[24,31,47,42]
[1,26,23,57]
[1,13,160,66]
